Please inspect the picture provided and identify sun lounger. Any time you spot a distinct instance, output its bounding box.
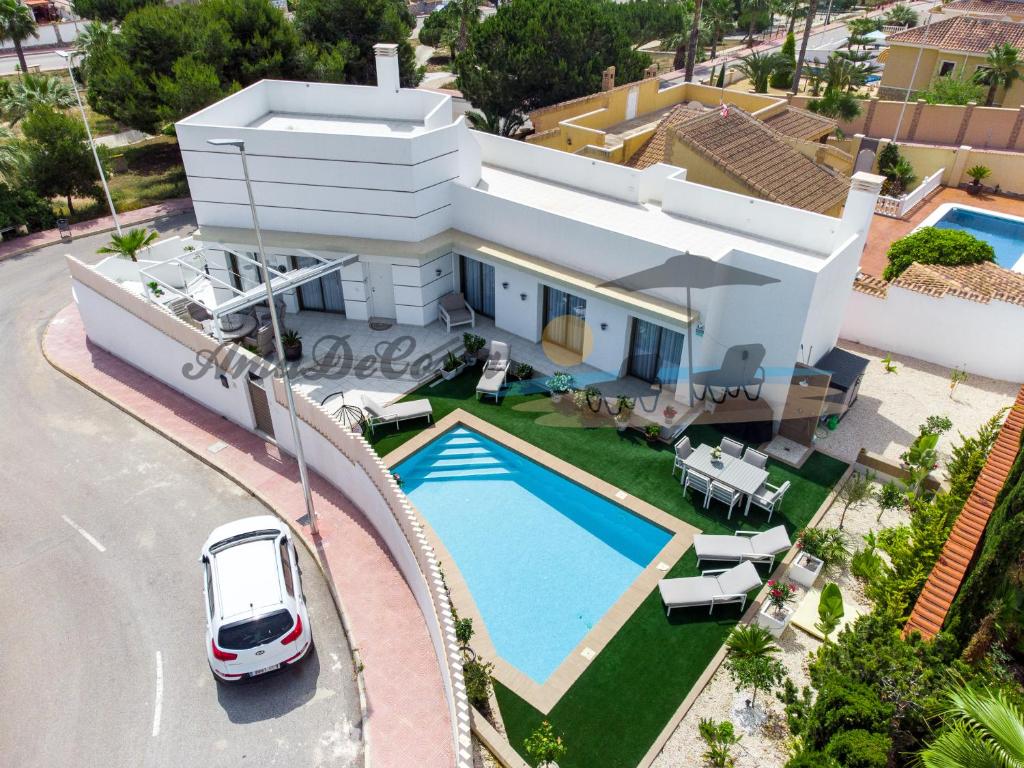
[361,395,433,433]
[658,561,762,616]
[692,525,791,568]
[476,341,510,400]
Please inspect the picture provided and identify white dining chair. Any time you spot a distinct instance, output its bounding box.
[709,480,743,520]
[720,437,743,459]
[683,469,711,508]
[673,436,694,479]
[742,447,768,470]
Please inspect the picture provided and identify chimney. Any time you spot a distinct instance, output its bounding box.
[601,66,616,91]
[374,43,400,94]
[644,64,658,80]
[837,171,884,261]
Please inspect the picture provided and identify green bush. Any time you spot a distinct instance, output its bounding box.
[884,227,996,280]
[823,729,890,768]
[803,678,894,750]
[0,182,55,233]
[769,32,796,89]
[785,750,839,768]
[463,657,494,707]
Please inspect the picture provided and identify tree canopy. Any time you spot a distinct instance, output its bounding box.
[71,0,161,23]
[454,0,651,125]
[21,105,101,214]
[884,227,996,280]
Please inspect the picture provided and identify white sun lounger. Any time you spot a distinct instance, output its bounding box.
[361,395,433,434]
[658,561,762,615]
[692,525,791,568]
[476,341,510,400]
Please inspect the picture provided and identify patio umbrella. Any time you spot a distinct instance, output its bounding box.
[597,251,779,406]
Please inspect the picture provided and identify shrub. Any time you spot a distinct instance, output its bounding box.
[823,729,890,768]
[884,227,995,280]
[524,720,566,768]
[462,657,494,707]
[698,718,741,767]
[803,677,894,750]
[785,750,839,768]
[797,527,850,574]
[0,182,55,232]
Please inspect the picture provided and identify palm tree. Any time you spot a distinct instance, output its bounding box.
[919,683,1024,768]
[465,108,524,137]
[808,90,861,121]
[741,0,772,46]
[75,21,114,80]
[684,0,705,82]
[0,0,38,75]
[735,50,780,92]
[791,0,819,93]
[973,43,1022,107]
[725,624,779,659]
[702,0,735,60]
[883,3,918,29]
[97,228,160,262]
[450,0,480,56]
[0,124,25,182]
[1,74,75,125]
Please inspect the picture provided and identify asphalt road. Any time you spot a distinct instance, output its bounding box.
[0,215,363,768]
[0,49,67,75]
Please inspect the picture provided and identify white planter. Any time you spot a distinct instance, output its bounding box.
[438,361,466,381]
[615,420,629,432]
[551,391,565,404]
[756,603,793,638]
[789,553,824,589]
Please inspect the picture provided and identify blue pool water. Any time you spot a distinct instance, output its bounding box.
[933,207,1024,270]
[394,427,672,684]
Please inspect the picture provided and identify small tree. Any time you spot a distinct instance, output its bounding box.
[972,43,1021,106]
[918,75,985,105]
[524,721,566,768]
[462,657,494,708]
[97,228,160,262]
[949,366,969,397]
[875,480,905,522]
[835,470,876,528]
[966,165,991,191]
[735,50,781,93]
[884,227,995,280]
[814,582,844,639]
[698,718,741,767]
[726,652,787,709]
[21,106,101,215]
[769,31,796,89]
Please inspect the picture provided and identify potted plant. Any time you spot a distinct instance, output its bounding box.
[795,527,850,577]
[146,280,164,298]
[966,164,991,194]
[462,332,485,365]
[282,329,303,361]
[757,580,799,637]
[439,350,466,381]
[644,423,662,443]
[663,405,677,425]
[710,445,723,462]
[572,389,589,409]
[524,721,566,768]
[511,362,533,381]
[614,395,634,432]
[546,372,574,403]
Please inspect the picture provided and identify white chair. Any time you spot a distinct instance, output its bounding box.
[693,525,792,568]
[438,292,475,333]
[658,561,762,615]
[672,436,693,478]
[749,480,791,522]
[720,437,743,458]
[709,480,743,520]
[742,447,768,470]
[683,469,711,508]
[476,341,511,400]
[361,395,434,433]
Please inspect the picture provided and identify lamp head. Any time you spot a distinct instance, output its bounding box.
[207,138,246,150]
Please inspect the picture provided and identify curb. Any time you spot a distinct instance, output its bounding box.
[40,309,372,767]
[0,201,195,264]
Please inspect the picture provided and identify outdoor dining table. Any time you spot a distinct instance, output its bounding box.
[681,443,770,516]
[217,312,257,342]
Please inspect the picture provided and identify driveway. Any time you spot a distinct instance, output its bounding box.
[0,214,363,768]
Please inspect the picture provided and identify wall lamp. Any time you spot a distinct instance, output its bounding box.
[435,268,442,277]
[502,281,510,290]
[520,293,527,301]
[600,322,608,331]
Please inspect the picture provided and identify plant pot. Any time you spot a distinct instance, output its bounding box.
[439,361,466,381]
[756,602,793,638]
[463,351,480,366]
[788,553,823,589]
[551,391,564,404]
[283,342,302,361]
[615,420,629,432]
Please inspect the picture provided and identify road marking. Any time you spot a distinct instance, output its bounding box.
[60,515,106,553]
[152,651,164,737]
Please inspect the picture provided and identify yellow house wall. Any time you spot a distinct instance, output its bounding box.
[880,46,1024,107]
[894,143,1024,194]
[665,143,755,197]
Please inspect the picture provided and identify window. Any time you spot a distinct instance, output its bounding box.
[280,539,295,598]
[627,318,685,384]
[542,286,587,354]
[218,609,294,649]
[460,255,495,317]
[205,564,215,618]
[938,60,956,77]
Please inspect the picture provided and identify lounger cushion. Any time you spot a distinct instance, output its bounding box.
[749,525,791,555]
[693,534,754,561]
[658,576,721,607]
[715,561,762,595]
[476,368,504,393]
[361,396,432,420]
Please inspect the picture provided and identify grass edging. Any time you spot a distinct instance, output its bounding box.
[634,462,855,768]
[40,309,372,765]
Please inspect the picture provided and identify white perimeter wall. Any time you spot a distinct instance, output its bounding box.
[841,288,1024,383]
[1,21,80,50]
[72,280,257,430]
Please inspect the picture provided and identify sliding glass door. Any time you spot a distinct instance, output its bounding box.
[627,318,685,384]
[292,255,345,314]
[460,255,495,317]
[542,286,587,354]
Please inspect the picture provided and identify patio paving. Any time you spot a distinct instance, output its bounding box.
[43,303,454,768]
[860,187,1024,277]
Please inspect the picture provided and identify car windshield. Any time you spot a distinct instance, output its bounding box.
[218,609,294,650]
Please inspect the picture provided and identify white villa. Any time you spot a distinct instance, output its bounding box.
[96,42,879,426]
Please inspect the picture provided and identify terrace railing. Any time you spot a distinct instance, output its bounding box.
[874,169,944,218]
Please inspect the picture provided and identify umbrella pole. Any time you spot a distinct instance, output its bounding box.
[687,285,694,407]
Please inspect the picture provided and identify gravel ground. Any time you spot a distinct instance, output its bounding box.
[814,341,1018,465]
[651,480,911,768]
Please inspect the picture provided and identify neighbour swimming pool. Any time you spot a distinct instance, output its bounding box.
[929,206,1024,271]
[394,426,673,684]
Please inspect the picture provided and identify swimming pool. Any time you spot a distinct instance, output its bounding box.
[394,426,673,684]
[923,204,1024,272]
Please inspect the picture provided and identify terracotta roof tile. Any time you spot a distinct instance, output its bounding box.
[905,385,1024,639]
[887,15,1024,52]
[940,0,1024,17]
[652,106,850,214]
[624,104,708,171]
[853,272,889,297]
[760,106,838,141]
[890,261,1024,306]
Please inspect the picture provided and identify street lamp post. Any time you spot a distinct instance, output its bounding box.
[57,49,121,235]
[893,11,933,141]
[207,138,319,536]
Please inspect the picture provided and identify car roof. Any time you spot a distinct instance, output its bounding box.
[202,514,287,553]
[212,536,285,623]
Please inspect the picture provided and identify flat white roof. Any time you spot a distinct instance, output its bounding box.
[248,111,428,137]
[477,164,828,271]
[214,538,283,621]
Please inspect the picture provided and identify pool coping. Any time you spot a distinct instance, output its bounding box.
[916,202,1024,272]
[383,409,698,714]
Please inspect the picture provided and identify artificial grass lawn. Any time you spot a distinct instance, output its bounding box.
[375,373,847,767]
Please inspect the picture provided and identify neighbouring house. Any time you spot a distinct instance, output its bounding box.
[933,0,1024,24]
[842,262,1024,381]
[626,105,851,216]
[878,16,1024,105]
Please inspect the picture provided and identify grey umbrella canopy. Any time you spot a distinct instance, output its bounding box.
[597,252,780,406]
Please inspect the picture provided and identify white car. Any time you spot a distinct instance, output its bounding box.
[200,516,312,681]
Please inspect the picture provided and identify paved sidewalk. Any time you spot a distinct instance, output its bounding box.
[43,303,454,768]
[0,198,194,263]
